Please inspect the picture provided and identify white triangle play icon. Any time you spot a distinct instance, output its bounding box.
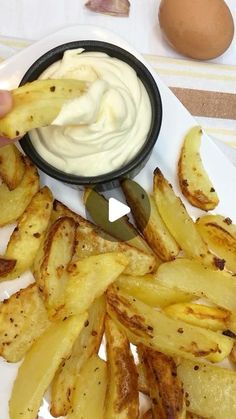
[108,197,130,222]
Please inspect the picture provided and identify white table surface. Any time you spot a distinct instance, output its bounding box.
[0,0,235,65]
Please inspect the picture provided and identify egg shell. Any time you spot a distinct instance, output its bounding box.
[159,0,234,60]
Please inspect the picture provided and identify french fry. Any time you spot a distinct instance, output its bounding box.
[164,303,231,332]
[153,168,219,268]
[51,200,157,276]
[157,258,236,312]
[0,144,25,190]
[196,214,236,273]
[105,315,139,419]
[122,179,180,261]
[138,345,186,419]
[0,284,50,362]
[115,274,193,308]
[1,187,53,281]
[9,313,87,419]
[0,156,39,226]
[68,355,107,419]
[51,296,106,417]
[106,286,233,363]
[137,363,149,395]
[83,188,154,255]
[33,216,76,318]
[177,359,236,419]
[56,253,128,319]
[178,126,219,210]
[0,79,87,139]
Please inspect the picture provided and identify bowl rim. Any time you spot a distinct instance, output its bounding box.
[20,40,162,186]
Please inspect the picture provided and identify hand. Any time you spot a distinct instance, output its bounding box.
[0,90,14,147]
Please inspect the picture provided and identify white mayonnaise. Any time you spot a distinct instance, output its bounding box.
[30,49,152,176]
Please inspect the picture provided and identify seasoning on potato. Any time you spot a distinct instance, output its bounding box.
[158,0,234,60]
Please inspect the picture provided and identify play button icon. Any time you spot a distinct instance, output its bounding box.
[85,180,150,242]
[108,198,130,222]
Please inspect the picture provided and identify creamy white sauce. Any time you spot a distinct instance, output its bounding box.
[30,49,152,177]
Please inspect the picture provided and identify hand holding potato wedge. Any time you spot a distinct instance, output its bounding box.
[0,79,87,139]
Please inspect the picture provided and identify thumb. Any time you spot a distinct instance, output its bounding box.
[0,90,13,118]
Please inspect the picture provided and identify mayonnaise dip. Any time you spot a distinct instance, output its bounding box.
[30,48,152,177]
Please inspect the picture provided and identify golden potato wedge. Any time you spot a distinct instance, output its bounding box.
[0,144,25,190]
[177,359,236,419]
[56,253,128,319]
[51,199,157,275]
[122,179,180,261]
[51,296,106,417]
[84,188,154,255]
[186,414,205,419]
[0,258,16,276]
[68,355,107,419]
[138,345,185,419]
[0,284,50,362]
[105,315,139,419]
[196,214,236,273]
[115,274,193,308]
[9,313,87,419]
[153,168,221,268]
[33,216,76,318]
[1,187,53,281]
[75,222,157,276]
[0,79,86,139]
[178,126,219,211]
[106,286,233,363]
[164,303,231,332]
[158,258,236,312]
[0,156,39,226]
[52,199,161,275]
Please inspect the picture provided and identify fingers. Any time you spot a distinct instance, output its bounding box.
[0,90,13,118]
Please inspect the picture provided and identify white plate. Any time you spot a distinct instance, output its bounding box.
[0,24,236,419]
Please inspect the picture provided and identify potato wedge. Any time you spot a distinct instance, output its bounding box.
[75,222,157,276]
[0,144,25,190]
[196,214,236,273]
[158,259,236,312]
[33,216,76,318]
[122,179,180,261]
[0,79,87,139]
[177,359,236,419]
[0,258,16,276]
[56,253,128,319]
[106,286,233,362]
[51,200,157,275]
[68,355,107,419]
[9,313,87,419]
[0,284,50,362]
[153,168,218,267]
[1,187,53,281]
[0,156,39,226]
[105,315,139,419]
[164,303,231,332]
[178,126,219,211]
[138,345,185,419]
[51,296,106,417]
[84,188,154,255]
[115,274,193,308]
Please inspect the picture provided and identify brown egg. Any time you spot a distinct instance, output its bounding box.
[158,0,234,60]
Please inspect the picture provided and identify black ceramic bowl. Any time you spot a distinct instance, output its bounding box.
[20,41,162,190]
